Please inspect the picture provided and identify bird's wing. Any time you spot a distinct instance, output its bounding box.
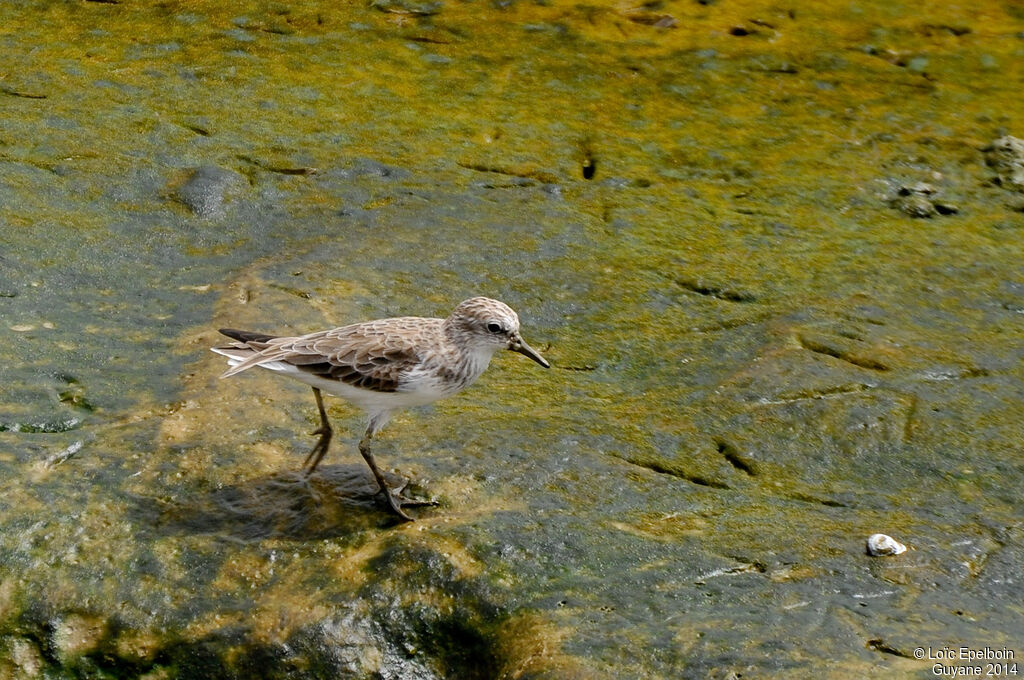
[217,317,439,393]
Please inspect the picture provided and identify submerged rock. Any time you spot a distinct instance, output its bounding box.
[984,135,1024,191]
[889,180,959,217]
[173,165,245,217]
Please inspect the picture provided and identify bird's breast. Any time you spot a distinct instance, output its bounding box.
[401,348,492,399]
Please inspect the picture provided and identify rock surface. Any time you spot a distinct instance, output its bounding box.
[1,0,1022,677]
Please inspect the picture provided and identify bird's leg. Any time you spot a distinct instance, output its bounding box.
[357,431,412,521]
[357,430,437,522]
[302,387,333,476]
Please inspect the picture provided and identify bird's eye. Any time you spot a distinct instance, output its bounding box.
[486,322,503,334]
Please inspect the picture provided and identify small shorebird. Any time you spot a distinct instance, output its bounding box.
[211,297,549,521]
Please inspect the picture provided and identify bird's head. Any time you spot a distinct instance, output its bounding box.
[446,297,550,367]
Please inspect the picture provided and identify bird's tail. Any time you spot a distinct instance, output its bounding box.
[218,328,277,344]
[211,328,285,378]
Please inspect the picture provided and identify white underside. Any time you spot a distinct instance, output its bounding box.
[211,347,461,419]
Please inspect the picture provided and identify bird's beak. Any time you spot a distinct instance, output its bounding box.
[509,336,550,368]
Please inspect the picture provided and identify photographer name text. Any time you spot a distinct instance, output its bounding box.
[915,647,1018,678]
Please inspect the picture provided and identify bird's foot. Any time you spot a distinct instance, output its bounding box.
[391,480,440,508]
[376,481,439,521]
[301,432,332,477]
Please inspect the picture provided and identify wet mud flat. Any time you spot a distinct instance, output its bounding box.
[1,0,1023,677]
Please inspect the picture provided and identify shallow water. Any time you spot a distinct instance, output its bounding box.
[1,0,1023,677]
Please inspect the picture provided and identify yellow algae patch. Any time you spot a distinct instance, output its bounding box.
[212,552,279,593]
[495,613,597,680]
[183,610,247,643]
[609,512,711,542]
[768,564,818,583]
[0,580,17,622]
[114,629,164,665]
[403,534,487,579]
[329,539,395,585]
[413,471,529,521]
[50,613,107,663]
[242,591,339,649]
[0,637,44,679]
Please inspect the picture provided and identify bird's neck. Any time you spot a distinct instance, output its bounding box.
[440,322,496,387]
[461,345,497,380]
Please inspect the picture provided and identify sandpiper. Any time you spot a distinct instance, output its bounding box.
[211,297,549,521]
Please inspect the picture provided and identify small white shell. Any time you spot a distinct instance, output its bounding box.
[866,533,907,556]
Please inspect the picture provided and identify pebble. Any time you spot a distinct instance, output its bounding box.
[866,533,907,556]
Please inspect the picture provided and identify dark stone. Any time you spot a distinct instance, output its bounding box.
[174,166,245,217]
